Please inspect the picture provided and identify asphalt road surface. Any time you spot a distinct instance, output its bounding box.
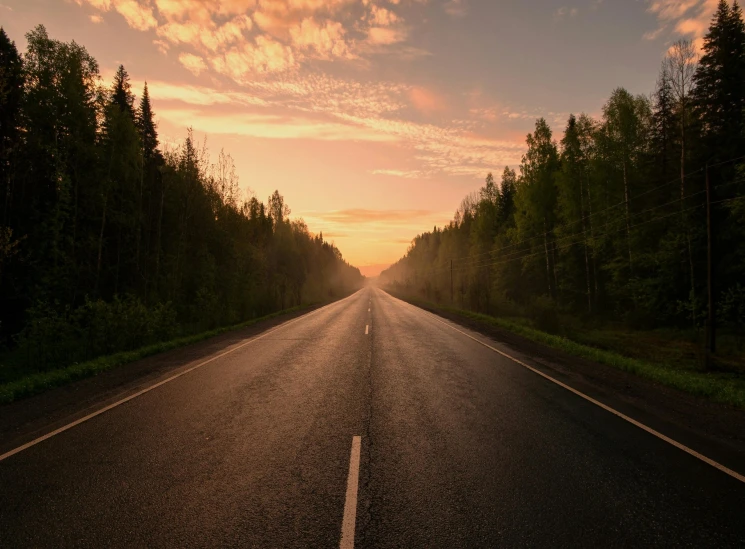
[1,288,744,548]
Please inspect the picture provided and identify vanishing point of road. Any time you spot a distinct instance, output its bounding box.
[1,288,744,547]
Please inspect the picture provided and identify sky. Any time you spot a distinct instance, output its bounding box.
[0,0,719,275]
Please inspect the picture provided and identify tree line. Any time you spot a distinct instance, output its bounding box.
[381,1,745,342]
[0,25,362,373]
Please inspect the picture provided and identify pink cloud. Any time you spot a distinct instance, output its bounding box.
[409,86,447,115]
[646,0,718,46]
[289,18,353,59]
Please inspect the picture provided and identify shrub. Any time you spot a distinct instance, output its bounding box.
[15,296,178,372]
[527,295,561,334]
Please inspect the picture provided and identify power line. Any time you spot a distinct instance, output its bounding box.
[453,185,709,270]
[449,165,707,265]
[448,192,745,274]
[450,199,711,273]
[448,153,745,266]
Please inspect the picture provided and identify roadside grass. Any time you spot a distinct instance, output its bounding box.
[0,304,312,405]
[394,294,745,410]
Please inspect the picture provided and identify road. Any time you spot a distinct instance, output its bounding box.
[1,287,744,547]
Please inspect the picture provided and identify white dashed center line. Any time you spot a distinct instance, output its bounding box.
[340,436,361,549]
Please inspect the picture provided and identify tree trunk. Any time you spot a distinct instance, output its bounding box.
[543,219,552,299]
[95,193,108,296]
[681,113,696,329]
[580,170,592,314]
[587,173,599,309]
[623,160,632,272]
[155,184,164,288]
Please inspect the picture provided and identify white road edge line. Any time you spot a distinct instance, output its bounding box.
[340,435,362,549]
[0,296,351,463]
[365,325,369,335]
[418,306,745,484]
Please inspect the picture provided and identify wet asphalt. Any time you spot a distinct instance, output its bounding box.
[1,287,744,548]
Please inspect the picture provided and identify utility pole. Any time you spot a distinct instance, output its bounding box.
[705,163,715,369]
[450,259,454,305]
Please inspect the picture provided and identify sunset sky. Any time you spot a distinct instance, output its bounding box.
[1,0,718,275]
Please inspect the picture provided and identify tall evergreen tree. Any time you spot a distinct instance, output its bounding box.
[137,82,158,162]
[111,64,135,120]
[693,0,745,167]
[0,28,23,299]
[515,118,560,299]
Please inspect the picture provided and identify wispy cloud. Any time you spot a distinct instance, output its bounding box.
[155,107,398,142]
[178,52,208,75]
[315,209,438,224]
[85,0,528,179]
[555,6,579,21]
[646,0,718,48]
[76,0,413,75]
[370,169,428,179]
[444,0,467,17]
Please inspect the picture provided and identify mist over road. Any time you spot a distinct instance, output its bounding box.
[1,288,744,547]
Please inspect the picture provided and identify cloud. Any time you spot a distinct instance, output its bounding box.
[316,209,438,224]
[90,14,103,23]
[87,0,157,30]
[155,107,397,142]
[370,169,427,178]
[157,15,252,52]
[643,26,667,40]
[646,0,718,48]
[369,5,399,26]
[77,0,527,178]
[409,86,447,114]
[124,77,270,108]
[444,0,467,17]
[555,6,578,20]
[75,0,426,75]
[289,18,353,59]
[210,35,298,76]
[366,26,408,45]
[178,53,208,75]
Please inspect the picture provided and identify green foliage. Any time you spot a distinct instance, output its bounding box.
[527,295,560,334]
[0,303,312,404]
[0,25,364,390]
[380,3,745,372]
[13,296,178,372]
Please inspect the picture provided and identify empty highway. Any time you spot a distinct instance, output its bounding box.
[1,288,744,547]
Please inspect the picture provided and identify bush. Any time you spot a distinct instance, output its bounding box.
[15,296,178,372]
[528,295,561,334]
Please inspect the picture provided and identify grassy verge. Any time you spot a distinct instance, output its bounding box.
[0,304,314,405]
[393,293,745,410]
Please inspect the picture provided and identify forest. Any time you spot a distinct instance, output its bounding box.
[0,25,362,378]
[380,1,745,366]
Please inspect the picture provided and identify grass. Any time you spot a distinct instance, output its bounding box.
[394,293,745,410]
[0,304,313,405]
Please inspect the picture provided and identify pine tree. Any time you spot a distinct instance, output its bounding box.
[692,0,745,166]
[111,64,135,120]
[137,82,159,162]
[498,166,517,227]
[651,63,677,187]
[0,28,23,228]
[515,118,560,299]
[557,114,594,311]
